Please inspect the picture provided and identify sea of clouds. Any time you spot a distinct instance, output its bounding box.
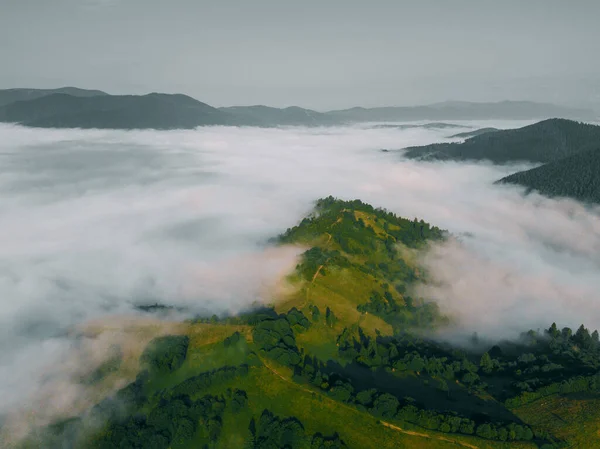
[1,119,600,437]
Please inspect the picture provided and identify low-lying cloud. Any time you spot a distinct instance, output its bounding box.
[1,119,599,437]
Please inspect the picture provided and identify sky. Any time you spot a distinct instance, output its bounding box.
[1,0,600,109]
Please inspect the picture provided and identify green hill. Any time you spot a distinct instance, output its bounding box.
[497,147,600,203]
[0,93,259,129]
[404,119,600,163]
[15,198,600,449]
[0,87,107,107]
[219,105,341,126]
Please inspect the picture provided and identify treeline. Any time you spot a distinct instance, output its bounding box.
[140,335,189,374]
[289,352,535,443]
[251,308,536,444]
[336,320,600,401]
[506,373,600,408]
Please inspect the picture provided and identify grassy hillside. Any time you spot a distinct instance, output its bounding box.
[15,198,600,449]
[403,119,600,163]
[496,147,600,203]
[0,93,260,129]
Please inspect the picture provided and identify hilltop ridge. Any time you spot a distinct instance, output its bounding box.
[403,118,600,164]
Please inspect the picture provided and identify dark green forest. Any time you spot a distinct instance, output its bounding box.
[497,147,600,203]
[403,119,600,163]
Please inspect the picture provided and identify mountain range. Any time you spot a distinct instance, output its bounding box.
[326,100,594,122]
[0,87,595,129]
[0,91,257,129]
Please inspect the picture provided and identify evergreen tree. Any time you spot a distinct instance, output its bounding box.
[548,322,560,338]
[479,352,494,374]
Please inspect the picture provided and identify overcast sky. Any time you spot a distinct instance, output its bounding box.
[1,0,599,109]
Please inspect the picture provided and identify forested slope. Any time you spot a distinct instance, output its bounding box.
[403,119,600,163]
[497,147,600,203]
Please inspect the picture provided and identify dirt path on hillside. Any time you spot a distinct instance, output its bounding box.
[303,231,333,306]
[311,265,324,283]
[381,422,480,449]
[258,355,314,395]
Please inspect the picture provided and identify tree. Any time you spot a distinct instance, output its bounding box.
[574,324,592,348]
[311,305,321,322]
[356,389,377,407]
[548,322,560,338]
[371,393,399,418]
[325,307,337,328]
[437,379,450,397]
[479,352,494,374]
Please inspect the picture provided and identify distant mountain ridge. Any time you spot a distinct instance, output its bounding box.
[0,92,258,129]
[219,105,340,126]
[326,100,594,122]
[449,127,499,138]
[403,118,600,164]
[0,87,595,129]
[0,87,107,107]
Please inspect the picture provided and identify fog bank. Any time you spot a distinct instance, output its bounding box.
[1,119,599,432]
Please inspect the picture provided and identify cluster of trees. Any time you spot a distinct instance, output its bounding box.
[252,307,312,367]
[335,320,600,401]
[506,372,600,408]
[287,352,535,443]
[355,287,442,330]
[295,247,351,281]
[169,365,250,399]
[247,409,348,449]
[140,335,190,374]
[91,394,226,449]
